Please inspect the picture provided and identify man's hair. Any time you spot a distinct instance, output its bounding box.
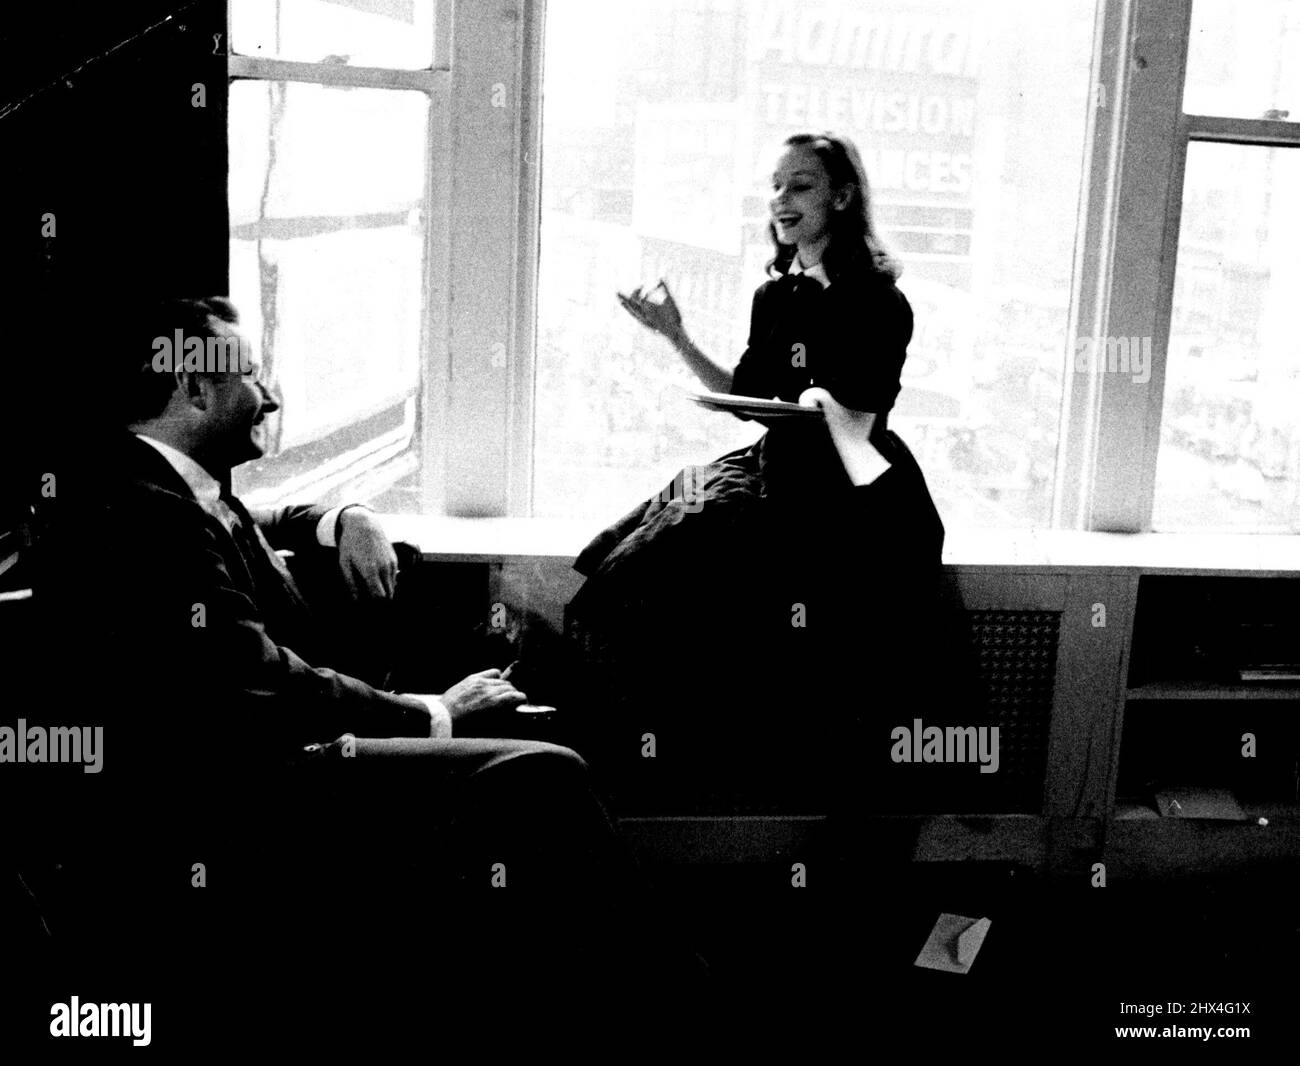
[120,296,241,423]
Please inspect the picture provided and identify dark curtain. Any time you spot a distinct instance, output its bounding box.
[1,0,229,532]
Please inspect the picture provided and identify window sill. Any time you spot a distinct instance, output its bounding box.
[377,515,593,563]
[375,516,1300,575]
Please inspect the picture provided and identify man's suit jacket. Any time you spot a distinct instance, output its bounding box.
[36,434,429,777]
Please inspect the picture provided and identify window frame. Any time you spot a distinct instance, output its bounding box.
[232,0,1299,532]
[227,0,456,511]
[1055,0,1300,532]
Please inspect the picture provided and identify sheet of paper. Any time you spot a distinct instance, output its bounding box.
[799,387,892,486]
[913,913,992,974]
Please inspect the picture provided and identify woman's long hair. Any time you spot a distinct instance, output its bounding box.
[765,132,902,283]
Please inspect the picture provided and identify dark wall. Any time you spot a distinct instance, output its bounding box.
[1,0,227,529]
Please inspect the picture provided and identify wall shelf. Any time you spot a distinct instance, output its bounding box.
[1126,681,1300,701]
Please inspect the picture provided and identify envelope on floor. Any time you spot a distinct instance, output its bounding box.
[913,914,992,974]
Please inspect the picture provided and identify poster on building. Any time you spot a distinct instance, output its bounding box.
[632,102,749,256]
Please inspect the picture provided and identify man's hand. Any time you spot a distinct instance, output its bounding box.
[337,506,399,600]
[441,669,528,724]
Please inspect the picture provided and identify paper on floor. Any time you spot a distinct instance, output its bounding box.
[914,913,992,974]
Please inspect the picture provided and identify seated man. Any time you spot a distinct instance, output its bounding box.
[29,296,673,1001]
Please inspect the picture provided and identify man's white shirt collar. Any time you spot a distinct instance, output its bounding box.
[134,432,350,546]
[134,433,223,509]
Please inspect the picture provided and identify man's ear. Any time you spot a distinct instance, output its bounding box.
[176,369,210,411]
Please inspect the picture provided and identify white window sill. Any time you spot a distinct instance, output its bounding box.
[375,516,1300,575]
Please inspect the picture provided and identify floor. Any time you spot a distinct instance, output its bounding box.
[645,855,1296,1050]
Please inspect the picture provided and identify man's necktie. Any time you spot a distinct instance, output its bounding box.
[215,489,312,617]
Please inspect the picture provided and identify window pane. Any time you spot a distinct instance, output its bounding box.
[1152,142,1300,533]
[231,0,436,70]
[533,0,1097,527]
[229,81,428,511]
[1184,0,1300,121]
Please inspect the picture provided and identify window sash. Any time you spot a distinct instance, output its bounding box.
[227,1,453,514]
[227,55,442,90]
[1184,114,1300,147]
[230,0,542,517]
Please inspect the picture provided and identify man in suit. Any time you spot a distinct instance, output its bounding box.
[106,295,525,753]
[31,296,664,1008]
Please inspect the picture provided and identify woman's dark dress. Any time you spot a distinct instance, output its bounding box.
[567,257,962,811]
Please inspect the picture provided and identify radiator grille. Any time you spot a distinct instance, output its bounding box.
[965,609,1060,811]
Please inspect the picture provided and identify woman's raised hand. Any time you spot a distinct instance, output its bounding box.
[617,279,683,340]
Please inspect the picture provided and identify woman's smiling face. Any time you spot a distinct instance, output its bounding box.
[768,145,843,253]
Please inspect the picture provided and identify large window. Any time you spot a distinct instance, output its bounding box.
[533,0,1097,528]
[224,0,1299,536]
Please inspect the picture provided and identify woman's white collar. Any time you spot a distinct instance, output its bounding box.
[790,258,831,288]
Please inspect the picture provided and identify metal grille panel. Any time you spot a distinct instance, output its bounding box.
[966,609,1060,810]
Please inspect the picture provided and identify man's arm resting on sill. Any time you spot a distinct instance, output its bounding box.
[252,502,372,552]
